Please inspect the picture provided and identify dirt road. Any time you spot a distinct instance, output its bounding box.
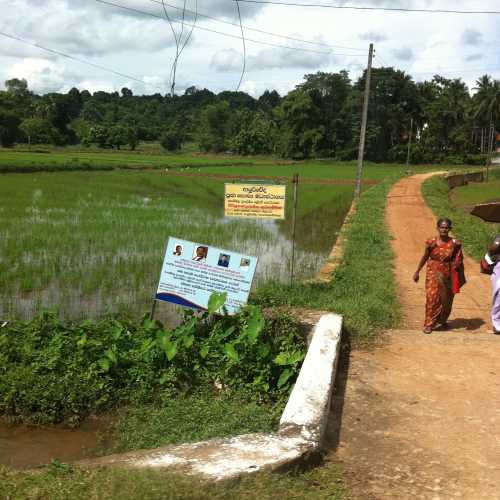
[328,174,500,499]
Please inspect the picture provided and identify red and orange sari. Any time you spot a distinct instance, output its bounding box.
[424,237,465,329]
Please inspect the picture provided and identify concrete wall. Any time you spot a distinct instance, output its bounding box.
[79,313,343,480]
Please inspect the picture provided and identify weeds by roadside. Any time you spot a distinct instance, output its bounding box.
[422,175,500,261]
[253,178,401,344]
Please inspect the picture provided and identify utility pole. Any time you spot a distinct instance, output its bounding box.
[354,43,374,198]
[405,117,413,174]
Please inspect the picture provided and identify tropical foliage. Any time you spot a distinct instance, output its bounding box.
[0,69,498,161]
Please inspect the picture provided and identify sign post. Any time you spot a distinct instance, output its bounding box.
[290,174,299,286]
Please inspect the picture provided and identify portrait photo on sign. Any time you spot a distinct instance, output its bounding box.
[217,253,230,267]
[172,244,183,256]
[192,245,208,262]
[239,258,251,271]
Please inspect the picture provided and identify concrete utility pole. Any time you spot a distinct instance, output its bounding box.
[354,43,374,198]
[405,117,413,174]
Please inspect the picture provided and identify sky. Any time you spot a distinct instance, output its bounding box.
[1,0,499,97]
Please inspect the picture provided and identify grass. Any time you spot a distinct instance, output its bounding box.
[0,170,352,319]
[104,390,282,454]
[253,177,402,344]
[0,465,347,500]
[422,174,500,261]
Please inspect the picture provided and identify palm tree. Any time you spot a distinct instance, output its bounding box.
[473,75,500,125]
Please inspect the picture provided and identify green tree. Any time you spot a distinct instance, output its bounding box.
[19,118,58,145]
[198,101,233,152]
[0,111,21,147]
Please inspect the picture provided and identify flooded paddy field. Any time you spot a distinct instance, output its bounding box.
[0,168,356,320]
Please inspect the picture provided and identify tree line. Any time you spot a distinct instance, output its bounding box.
[0,68,498,163]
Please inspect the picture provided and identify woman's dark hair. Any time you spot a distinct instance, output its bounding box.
[437,217,452,228]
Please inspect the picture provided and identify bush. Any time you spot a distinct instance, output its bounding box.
[0,295,305,425]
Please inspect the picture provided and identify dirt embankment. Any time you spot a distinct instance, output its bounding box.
[328,174,500,500]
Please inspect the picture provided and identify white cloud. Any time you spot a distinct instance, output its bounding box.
[6,58,73,93]
[1,0,499,95]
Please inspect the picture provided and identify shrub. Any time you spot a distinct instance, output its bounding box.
[0,294,305,425]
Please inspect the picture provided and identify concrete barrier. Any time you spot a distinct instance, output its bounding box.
[78,313,343,480]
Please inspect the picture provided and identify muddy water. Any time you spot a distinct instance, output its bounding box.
[0,418,107,469]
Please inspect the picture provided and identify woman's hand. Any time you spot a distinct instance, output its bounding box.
[413,271,420,283]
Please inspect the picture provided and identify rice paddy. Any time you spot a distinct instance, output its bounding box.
[1,167,354,320]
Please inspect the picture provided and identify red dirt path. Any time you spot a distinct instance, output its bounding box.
[328,174,500,500]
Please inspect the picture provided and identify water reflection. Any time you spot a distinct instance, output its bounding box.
[1,189,350,321]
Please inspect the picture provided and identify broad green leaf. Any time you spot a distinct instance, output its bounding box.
[143,319,156,332]
[164,341,178,361]
[155,329,172,351]
[244,307,265,344]
[104,349,117,365]
[274,353,289,366]
[258,343,271,358]
[76,334,87,348]
[219,325,236,341]
[223,343,239,362]
[183,334,194,348]
[111,326,123,340]
[289,351,305,365]
[277,368,293,388]
[98,358,110,372]
[200,345,209,358]
[207,292,227,315]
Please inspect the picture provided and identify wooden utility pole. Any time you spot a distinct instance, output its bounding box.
[354,43,374,198]
[290,173,299,286]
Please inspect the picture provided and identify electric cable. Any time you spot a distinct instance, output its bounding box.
[0,30,153,87]
[94,0,347,55]
[231,0,500,15]
[235,0,246,91]
[144,0,365,51]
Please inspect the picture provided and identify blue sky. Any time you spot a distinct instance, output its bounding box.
[1,0,499,96]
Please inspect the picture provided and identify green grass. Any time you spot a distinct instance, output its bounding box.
[422,175,500,261]
[0,464,347,500]
[104,391,282,454]
[253,177,402,344]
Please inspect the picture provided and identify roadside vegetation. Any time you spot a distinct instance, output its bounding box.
[0,464,347,500]
[422,169,500,261]
[0,297,304,428]
[254,177,402,344]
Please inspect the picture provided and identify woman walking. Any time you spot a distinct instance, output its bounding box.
[413,218,465,334]
[485,236,500,334]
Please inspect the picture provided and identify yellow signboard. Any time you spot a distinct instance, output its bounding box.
[224,183,286,219]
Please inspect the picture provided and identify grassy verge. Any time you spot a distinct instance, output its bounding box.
[253,177,402,344]
[422,175,500,261]
[0,464,347,500]
[104,390,282,454]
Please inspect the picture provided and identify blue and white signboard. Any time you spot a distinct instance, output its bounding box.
[155,237,258,315]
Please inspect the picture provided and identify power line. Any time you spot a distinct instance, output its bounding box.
[144,0,365,51]
[0,30,154,87]
[232,0,500,15]
[234,0,246,91]
[94,0,363,55]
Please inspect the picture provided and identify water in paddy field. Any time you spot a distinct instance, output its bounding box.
[0,182,349,321]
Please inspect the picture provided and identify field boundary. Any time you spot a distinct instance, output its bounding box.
[78,313,342,480]
[314,201,357,283]
[166,171,380,186]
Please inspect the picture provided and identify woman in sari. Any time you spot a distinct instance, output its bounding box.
[413,218,465,334]
[486,235,500,334]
